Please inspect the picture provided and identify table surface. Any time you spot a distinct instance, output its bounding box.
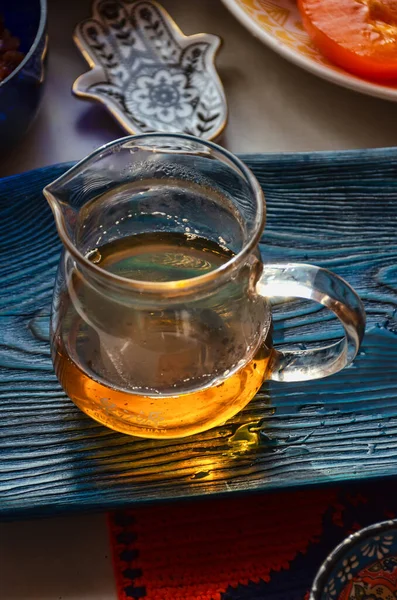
[1,0,397,598]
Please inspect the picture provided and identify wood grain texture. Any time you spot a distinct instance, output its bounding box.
[1,150,397,519]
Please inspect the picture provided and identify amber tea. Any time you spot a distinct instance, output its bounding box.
[53,233,272,438]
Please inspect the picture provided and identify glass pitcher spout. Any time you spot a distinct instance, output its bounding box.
[42,140,127,251]
[44,184,78,247]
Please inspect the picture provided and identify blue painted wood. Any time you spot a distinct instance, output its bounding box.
[1,149,397,519]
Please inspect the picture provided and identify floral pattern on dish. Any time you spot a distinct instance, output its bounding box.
[311,521,397,600]
[73,0,227,140]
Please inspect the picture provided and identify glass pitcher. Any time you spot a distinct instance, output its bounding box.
[44,134,365,439]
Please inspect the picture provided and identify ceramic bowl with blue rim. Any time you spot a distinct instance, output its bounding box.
[73,0,227,141]
[311,520,397,600]
[0,0,47,151]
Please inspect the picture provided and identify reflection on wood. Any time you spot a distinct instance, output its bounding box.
[0,150,396,518]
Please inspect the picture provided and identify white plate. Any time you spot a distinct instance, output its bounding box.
[221,0,397,102]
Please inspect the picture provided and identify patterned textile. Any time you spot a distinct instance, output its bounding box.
[109,481,397,600]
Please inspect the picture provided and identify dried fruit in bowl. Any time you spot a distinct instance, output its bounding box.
[298,0,397,81]
[0,16,25,82]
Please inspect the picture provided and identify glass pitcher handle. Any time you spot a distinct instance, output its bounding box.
[257,263,366,382]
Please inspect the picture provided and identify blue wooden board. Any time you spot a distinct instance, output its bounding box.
[1,149,397,519]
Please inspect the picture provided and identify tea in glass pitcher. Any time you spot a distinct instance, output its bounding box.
[45,134,365,439]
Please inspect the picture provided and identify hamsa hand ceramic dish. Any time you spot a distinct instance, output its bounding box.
[73,0,227,140]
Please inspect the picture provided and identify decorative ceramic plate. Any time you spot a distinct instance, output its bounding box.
[1,148,397,518]
[221,0,397,102]
[73,0,227,140]
[311,520,397,600]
